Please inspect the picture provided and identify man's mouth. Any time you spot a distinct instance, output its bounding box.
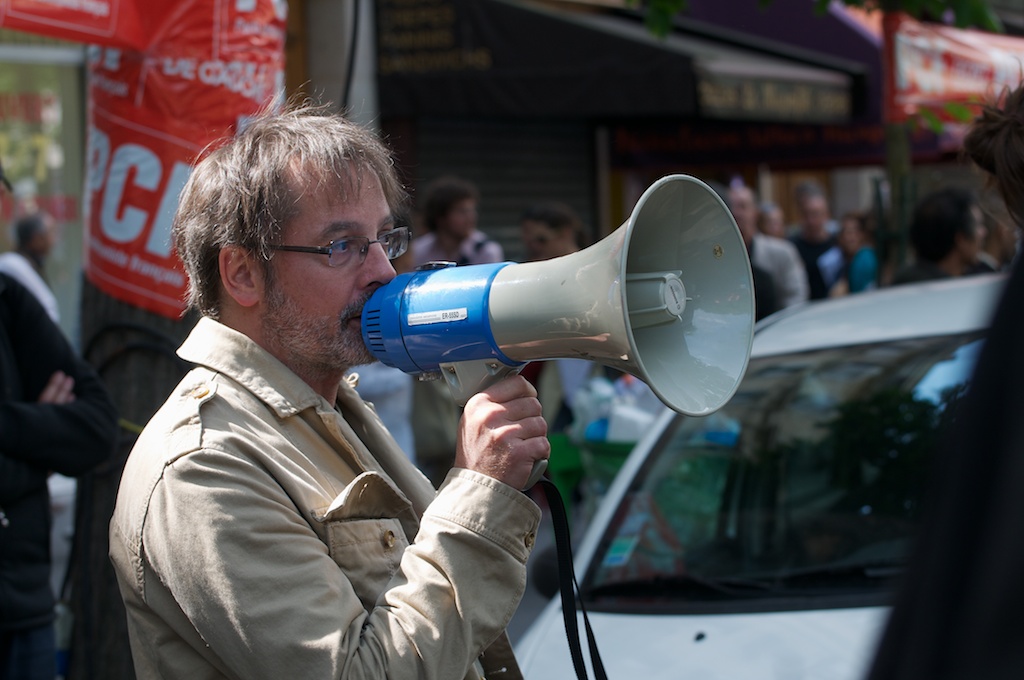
[345,294,373,327]
[345,305,366,326]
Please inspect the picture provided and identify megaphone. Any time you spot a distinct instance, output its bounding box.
[362,174,754,482]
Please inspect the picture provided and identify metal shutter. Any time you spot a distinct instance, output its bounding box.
[413,117,595,263]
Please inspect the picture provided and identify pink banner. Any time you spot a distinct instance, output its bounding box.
[887,13,1024,123]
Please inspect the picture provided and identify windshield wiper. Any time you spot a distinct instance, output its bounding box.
[770,560,905,586]
[587,560,905,602]
[586,573,776,600]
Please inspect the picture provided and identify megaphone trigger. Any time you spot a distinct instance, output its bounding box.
[438,359,524,409]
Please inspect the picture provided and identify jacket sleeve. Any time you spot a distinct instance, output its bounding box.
[0,455,48,504]
[0,275,119,476]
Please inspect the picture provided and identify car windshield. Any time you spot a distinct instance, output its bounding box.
[582,332,984,612]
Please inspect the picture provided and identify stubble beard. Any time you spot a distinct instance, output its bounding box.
[262,284,377,376]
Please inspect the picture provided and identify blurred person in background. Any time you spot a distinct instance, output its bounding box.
[891,187,984,285]
[830,211,878,296]
[0,211,59,323]
[519,200,586,263]
[790,180,843,299]
[727,182,809,319]
[411,175,503,266]
[758,200,787,238]
[0,164,116,680]
[0,206,79,602]
[1,271,118,680]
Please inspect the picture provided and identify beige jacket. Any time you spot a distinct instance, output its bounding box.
[109,318,541,680]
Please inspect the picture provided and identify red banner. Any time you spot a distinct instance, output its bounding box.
[0,0,151,50]
[886,12,1024,124]
[0,0,286,318]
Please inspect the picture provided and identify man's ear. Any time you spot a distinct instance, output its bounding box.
[219,245,263,308]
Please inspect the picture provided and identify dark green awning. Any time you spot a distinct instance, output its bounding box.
[376,0,855,123]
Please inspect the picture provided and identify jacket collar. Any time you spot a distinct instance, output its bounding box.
[177,317,327,419]
[178,316,437,515]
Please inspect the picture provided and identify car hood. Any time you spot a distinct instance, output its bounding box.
[752,274,1004,357]
[515,602,889,679]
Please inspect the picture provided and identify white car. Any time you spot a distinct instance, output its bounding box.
[516,273,1007,680]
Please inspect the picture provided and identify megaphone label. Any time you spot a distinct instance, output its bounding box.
[407,307,469,326]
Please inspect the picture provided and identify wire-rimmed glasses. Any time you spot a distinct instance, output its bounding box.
[269,227,410,268]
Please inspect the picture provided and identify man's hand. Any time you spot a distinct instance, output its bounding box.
[38,370,76,405]
[455,375,550,490]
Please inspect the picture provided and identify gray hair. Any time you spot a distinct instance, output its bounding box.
[172,101,407,318]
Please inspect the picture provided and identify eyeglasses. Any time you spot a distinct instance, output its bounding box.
[269,227,410,268]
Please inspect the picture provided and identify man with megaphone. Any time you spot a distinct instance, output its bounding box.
[108,103,548,680]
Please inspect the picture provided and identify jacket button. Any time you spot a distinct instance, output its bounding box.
[383,530,396,549]
[191,384,210,399]
[524,532,536,549]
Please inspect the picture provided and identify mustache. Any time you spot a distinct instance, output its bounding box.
[342,290,375,323]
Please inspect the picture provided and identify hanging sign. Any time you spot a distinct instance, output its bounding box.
[886,12,1024,124]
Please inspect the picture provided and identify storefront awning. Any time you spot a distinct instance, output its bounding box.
[376,0,856,123]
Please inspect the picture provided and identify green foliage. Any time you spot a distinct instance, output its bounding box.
[942,100,977,120]
[823,383,967,519]
[917,107,945,134]
[630,0,686,37]
[912,99,981,134]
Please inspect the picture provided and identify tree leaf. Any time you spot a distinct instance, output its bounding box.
[916,107,945,134]
[942,101,975,122]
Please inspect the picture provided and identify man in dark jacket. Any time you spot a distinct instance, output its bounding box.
[891,186,984,285]
[0,273,119,679]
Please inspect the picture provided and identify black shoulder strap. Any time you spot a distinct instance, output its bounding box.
[536,478,608,680]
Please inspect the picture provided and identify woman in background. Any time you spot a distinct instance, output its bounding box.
[830,210,878,296]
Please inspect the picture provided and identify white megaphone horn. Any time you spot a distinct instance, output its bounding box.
[361,174,755,484]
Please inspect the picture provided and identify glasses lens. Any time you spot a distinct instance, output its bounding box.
[327,238,362,268]
[385,228,410,259]
[325,229,409,267]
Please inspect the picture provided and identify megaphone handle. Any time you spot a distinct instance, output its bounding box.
[439,359,523,406]
[441,359,545,490]
[524,458,548,491]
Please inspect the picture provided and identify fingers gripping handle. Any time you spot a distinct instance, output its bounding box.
[440,359,547,490]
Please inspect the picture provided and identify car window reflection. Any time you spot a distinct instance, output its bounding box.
[585,332,984,612]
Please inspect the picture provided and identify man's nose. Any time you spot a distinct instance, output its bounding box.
[363,241,397,284]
